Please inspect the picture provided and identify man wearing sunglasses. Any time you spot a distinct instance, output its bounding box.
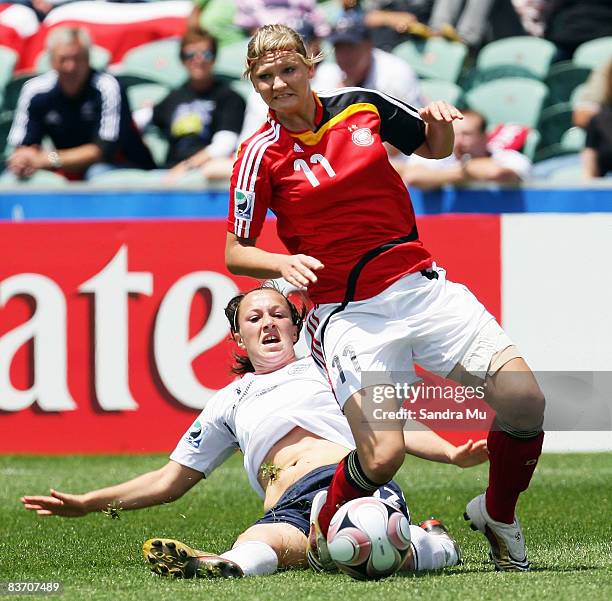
[150,28,246,177]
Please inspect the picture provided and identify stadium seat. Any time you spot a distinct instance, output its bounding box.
[393,38,467,82]
[213,39,249,80]
[522,129,541,161]
[561,126,586,152]
[545,61,591,106]
[88,168,156,186]
[143,129,169,167]
[318,0,341,25]
[2,73,36,112]
[420,79,462,105]
[534,127,585,163]
[569,84,587,107]
[35,45,111,74]
[127,83,170,112]
[230,78,253,101]
[0,169,68,186]
[474,37,556,80]
[0,110,13,162]
[573,36,612,69]
[0,45,18,92]
[538,102,573,148]
[116,39,187,88]
[464,78,548,128]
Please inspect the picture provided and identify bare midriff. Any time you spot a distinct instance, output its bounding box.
[259,426,351,511]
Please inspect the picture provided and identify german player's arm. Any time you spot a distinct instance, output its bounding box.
[225,233,324,289]
[20,461,202,517]
[414,101,463,159]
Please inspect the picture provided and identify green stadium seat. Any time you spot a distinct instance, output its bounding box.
[35,45,111,74]
[88,168,156,186]
[0,110,13,162]
[0,169,68,186]
[545,61,591,106]
[393,38,467,82]
[569,83,587,107]
[116,39,187,88]
[2,73,36,112]
[0,45,18,92]
[464,77,548,128]
[143,129,169,167]
[522,129,541,161]
[230,78,253,101]
[561,126,586,152]
[538,102,573,147]
[317,0,341,25]
[420,79,462,105]
[127,83,170,112]
[213,39,249,80]
[475,37,556,80]
[534,127,585,163]
[573,37,612,69]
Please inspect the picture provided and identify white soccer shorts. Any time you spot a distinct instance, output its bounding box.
[305,265,516,408]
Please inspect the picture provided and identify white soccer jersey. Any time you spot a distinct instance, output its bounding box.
[170,357,356,498]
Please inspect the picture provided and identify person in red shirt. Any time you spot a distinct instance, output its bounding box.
[225,24,545,574]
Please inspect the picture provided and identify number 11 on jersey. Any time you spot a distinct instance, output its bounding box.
[294,154,336,188]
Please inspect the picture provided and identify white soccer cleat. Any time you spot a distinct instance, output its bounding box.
[306,490,337,573]
[464,494,530,572]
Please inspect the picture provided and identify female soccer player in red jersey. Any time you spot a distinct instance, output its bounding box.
[225,24,545,573]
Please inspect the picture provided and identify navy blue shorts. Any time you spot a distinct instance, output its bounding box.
[254,464,410,536]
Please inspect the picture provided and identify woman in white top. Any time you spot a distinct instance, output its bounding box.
[20,286,486,579]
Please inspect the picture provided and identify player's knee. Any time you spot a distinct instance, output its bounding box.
[362,444,405,484]
[498,387,545,431]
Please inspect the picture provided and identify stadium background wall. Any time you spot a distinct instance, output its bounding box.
[1,187,611,454]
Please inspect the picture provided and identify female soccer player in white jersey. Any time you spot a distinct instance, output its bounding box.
[20,287,487,579]
[225,24,545,572]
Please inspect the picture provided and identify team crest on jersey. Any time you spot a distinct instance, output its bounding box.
[351,127,374,147]
[234,189,255,221]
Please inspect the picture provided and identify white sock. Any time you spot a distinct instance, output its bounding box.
[409,525,458,571]
[220,541,278,577]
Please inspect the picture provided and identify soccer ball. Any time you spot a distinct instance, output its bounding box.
[327,497,411,580]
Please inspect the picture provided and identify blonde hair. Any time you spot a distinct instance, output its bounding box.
[244,24,324,78]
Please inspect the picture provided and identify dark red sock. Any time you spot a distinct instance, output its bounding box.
[486,428,544,523]
[318,453,380,535]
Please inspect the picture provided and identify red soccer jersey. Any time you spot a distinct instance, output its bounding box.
[228,87,433,304]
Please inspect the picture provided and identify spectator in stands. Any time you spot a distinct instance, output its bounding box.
[428,0,495,49]
[398,109,531,189]
[361,0,433,52]
[315,11,423,108]
[145,28,245,178]
[545,0,612,61]
[7,26,155,180]
[582,61,612,178]
[573,60,612,129]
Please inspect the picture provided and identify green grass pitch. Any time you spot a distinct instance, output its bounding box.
[1,452,611,601]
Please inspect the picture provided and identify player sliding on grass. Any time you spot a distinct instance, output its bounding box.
[21,286,487,579]
[225,23,545,572]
